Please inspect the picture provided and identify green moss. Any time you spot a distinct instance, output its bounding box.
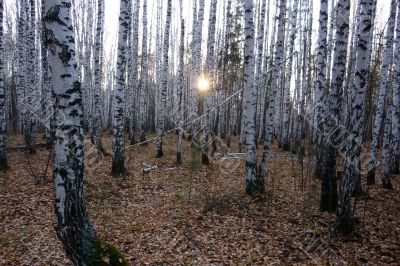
[90,239,129,266]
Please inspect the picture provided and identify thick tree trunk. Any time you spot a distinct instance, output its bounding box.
[314,0,329,180]
[44,1,98,263]
[320,0,351,212]
[243,0,260,195]
[335,0,376,235]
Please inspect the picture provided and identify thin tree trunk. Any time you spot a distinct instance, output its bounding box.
[0,0,7,170]
[155,0,172,157]
[112,0,132,174]
[367,0,397,184]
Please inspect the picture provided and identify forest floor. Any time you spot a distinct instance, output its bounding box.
[1,133,400,265]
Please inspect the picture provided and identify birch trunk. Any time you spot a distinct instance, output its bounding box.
[391,1,400,175]
[128,0,140,145]
[258,0,286,190]
[44,1,97,263]
[314,0,329,180]
[243,0,259,194]
[367,0,397,184]
[320,0,351,212]
[201,0,217,165]
[176,8,184,165]
[93,0,104,152]
[139,0,148,143]
[156,0,172,157]
[112,0,132,174]
[335,0,377,235]
[0,0,7,170]
[381,98,393,189]
[26,0,37,154]
[281,0,298,150]
[41,0,54,146]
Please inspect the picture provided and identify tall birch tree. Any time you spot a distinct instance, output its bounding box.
[335,0,377,235]
[242,0,259,194]
[0,0,7,170]
[319,0,350,212]
[112,0,132,174]
[139,0,148,143]
[367,0,397,184]
[201,0,217,165]
[156,0,172,158]
[93,0,105,152]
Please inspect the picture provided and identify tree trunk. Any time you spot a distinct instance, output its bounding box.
[139,0,148,144]
[44,1,98,263]
[112,0,132,174]
[156,0,172,158]
[93,0,105,153]
[367,0,397,184]
[0,0,7,170]
[335,0,377,235]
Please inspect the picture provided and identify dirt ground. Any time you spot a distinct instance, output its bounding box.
[1,133,399,265]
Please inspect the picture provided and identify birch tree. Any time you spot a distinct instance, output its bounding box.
[156,0,172,158]
[26,0,38,154]
[367,0,397,184]
[335,0,377,235]
[242,0,259,194]
[258,0,286,192]
[112,0,132,174]
[391,1,400,175]
[319,0,351,212]
[201,0,217,165]
[139,0,148,143]
[0,0,7,170]
[281,0,298,150]
[44,2,128,264]
[176,3,184,165]
[45,0,96,262]
[128,0,140,145]
[381,95,393,188]
[314,0,329,180]
[93,0,105,152]
[41,0,54,146]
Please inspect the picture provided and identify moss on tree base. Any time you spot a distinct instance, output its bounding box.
[90,239,128,266]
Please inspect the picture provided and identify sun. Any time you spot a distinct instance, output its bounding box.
[197,77,210,92]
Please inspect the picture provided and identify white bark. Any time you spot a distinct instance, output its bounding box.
[112,0,132,174]
[176,0,184,165]
[156,0,172,157]
[93,0,104,152]
[259,0,286,184]
[281,0,298,149]
[201,0,217,165]
[391,1,400,174]
[367,0,397,181]
[44,0,98,263]
[0,0,7,169]
[335,0,377,234]
[139,0,148,143]
[243,0,258,194]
